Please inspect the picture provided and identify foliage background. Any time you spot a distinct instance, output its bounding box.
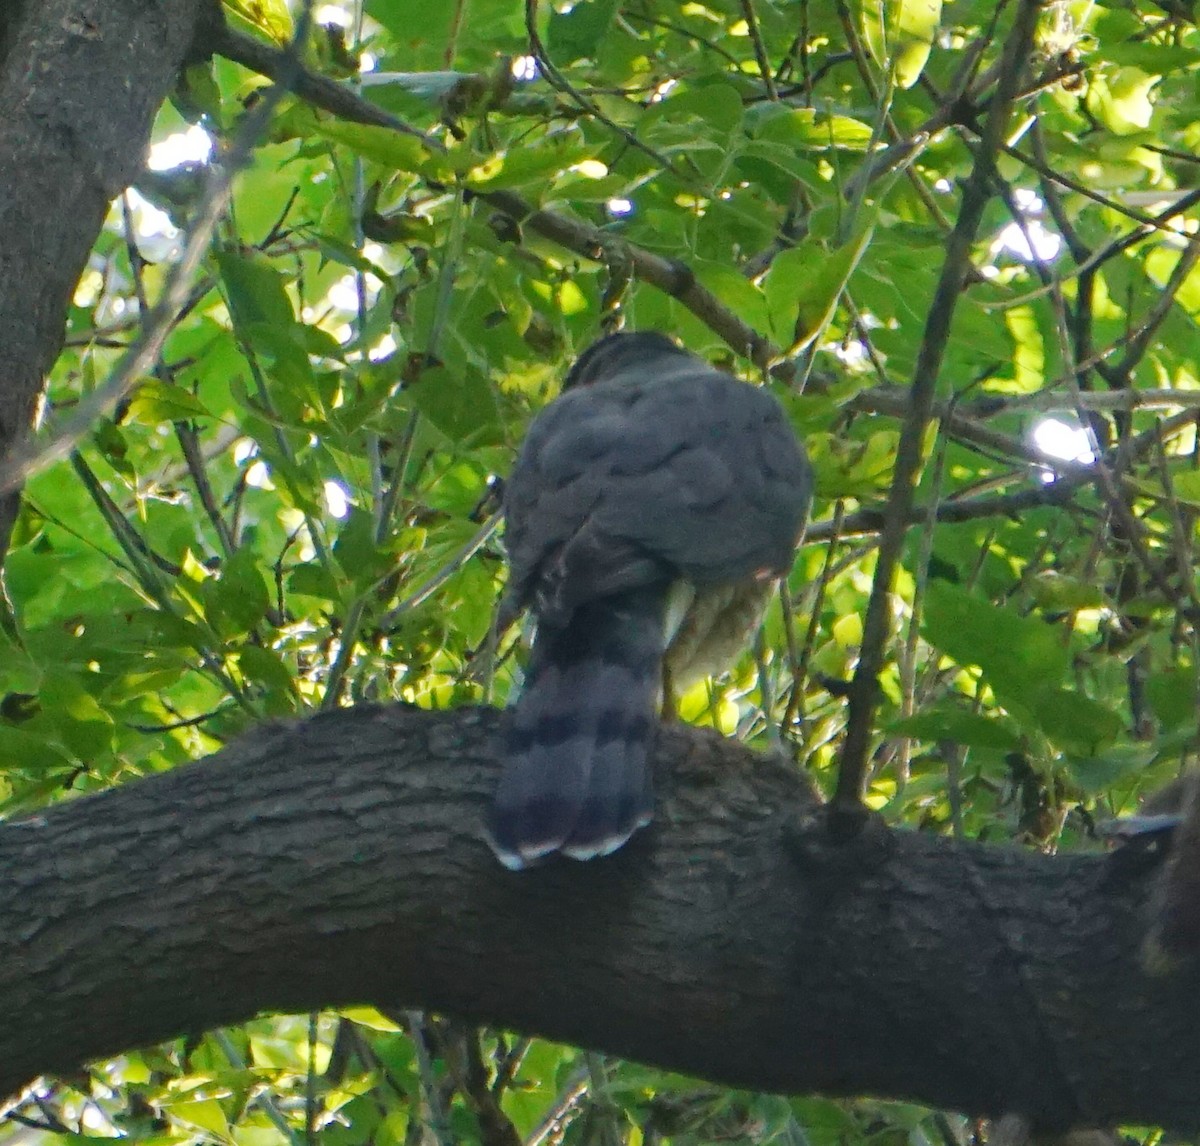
[5,0,1200,1141]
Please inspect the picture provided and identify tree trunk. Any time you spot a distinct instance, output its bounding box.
[0,703,1195,1131]
[0,0,209,554]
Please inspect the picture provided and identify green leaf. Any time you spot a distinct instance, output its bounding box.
[297,323,347,362]
[210,547,271,635]
[276,104,447,177]
[39,670,115,759]
[92,419,133,478]
[1102,43,1200,75]
[735,139,817,188]
[922,580,1070,709]
[862,0,942,89]
[889,705,1022,751]
[341,1006,404,1032]
[1087,69,1157,135]
[466,142,593,191]
[1066,743,1160,796]
[748,106,874,151]
[237,646,297,708]
[1164,467,1200,508]
[311,231,399,277]
[648,83,744,137]
[216,249,295,331]
[1029,688,1123,755]
[762,221,873,351]
[1029,571,1106,612]
[1146,668,1200,732]
[361,70,483,102]
[245,323,320,408]
[315,119,437,172]
[333,506,386,584]
[126,381,212,426]
[288,562,342,602]
[167,1096,232,1140]
[443,560,494,648]
[408,364,500,443]
[806,428,899,498]
[223,0,292,43]
[692,262,770,334]
[548,0,619,64]
[0,724,72,779]
[173,61,223,122]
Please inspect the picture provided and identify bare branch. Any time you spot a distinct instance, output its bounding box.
[836,0,1045,811]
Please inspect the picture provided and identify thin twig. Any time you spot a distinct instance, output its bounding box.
[482,188,778,365]
[855,386,1200,421]
[321,596,368,710]
[836,0,1046,811]
[69,453,181,579]
[834,0,948,232]
[71,452,257,713]
[305,1011,321,1145]
[782,501,845,734]
[524,0,680,174]
[375,410,420,547]
[174,421,236,556]
[993,187,1200,309]
[213,1029,303,1145]
[895,433,949,789]
[127,710,222,733]
[404,1011,455,1146]
[738,0,778,99]
[1111,236,1200,381]
[1152,427,1200,616]
[435,1022,522,1146]
[382,510,503,628]
[808,471,1083,544]
[1012,176,1200,617]
[491,1036,531,1096]
[621,9,741,67]
[526,1065,590,1146]
[126,180,237,564]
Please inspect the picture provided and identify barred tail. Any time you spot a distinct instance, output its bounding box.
[485,585,666,870]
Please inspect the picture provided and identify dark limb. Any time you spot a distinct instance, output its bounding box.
[0,703,1197,1130]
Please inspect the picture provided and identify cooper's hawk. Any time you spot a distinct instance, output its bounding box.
[485,332,812,870]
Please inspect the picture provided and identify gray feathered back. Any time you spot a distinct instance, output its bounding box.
[485,332,812,869]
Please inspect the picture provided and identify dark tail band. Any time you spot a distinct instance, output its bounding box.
[485,585,667,869]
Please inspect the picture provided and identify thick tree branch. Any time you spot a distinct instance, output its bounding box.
[0,3,318,497]
[0,0,210,556]
[1,702,1198,1131]
[207,22,442,150]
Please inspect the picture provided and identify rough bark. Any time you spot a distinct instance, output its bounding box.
[0,702,1196,1131]
[0,0,208,555]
